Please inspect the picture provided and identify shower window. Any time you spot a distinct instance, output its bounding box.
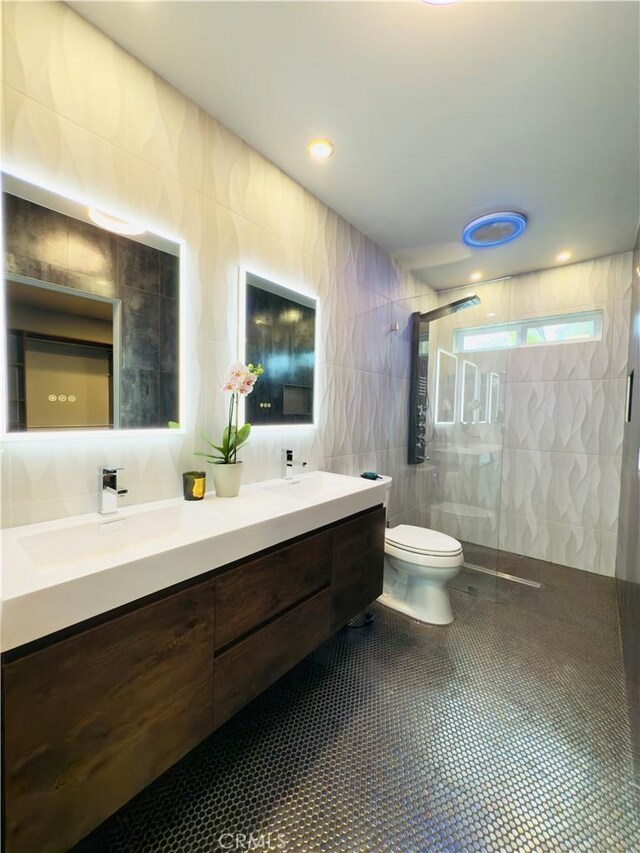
[454,309,603,354]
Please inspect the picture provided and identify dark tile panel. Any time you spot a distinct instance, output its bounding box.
[67,217,117,281]
[119,368,160,428]
[117,239,160,294]
[121,287,159,372]
[160,253,179,300]
[4,252,68,288]
[159,297,178,374]
[158,372,179,426]
[3,193,68,269]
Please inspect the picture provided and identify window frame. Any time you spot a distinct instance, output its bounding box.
[453,310,603,355]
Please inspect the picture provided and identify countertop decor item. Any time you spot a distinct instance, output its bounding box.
[195,361,264,497]
[183,471,206,501]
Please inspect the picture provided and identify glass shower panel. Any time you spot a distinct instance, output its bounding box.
[425,284,509,594]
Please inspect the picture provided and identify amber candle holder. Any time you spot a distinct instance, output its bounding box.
[183,471,206,501]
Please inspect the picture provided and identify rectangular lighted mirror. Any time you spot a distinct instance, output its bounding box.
[489,371,500,423]
[460,359,479,424]
[242,271,316,426]
[2,174,182,433]
[434,348,457,425]
[477,371,489,424]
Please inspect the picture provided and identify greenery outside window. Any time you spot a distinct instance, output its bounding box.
[453,310,603,354]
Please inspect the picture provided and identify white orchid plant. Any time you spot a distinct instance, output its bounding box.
[195,361,264,465]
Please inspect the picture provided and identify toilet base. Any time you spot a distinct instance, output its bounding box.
[378,582,454,626]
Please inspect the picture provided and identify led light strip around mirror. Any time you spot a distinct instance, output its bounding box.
[0,169,187,440]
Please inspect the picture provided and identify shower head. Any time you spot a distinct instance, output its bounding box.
[420,294,481,323]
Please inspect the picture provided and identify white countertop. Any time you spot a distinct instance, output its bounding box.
[1,471,389,652]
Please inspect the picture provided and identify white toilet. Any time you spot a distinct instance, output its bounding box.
[379,525,464,625]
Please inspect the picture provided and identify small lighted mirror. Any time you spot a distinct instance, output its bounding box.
[434,348,457,425]
[477,371,489,424]
[489,372,500,423]
[243,271,316,426]
[2,174,182,433]
[461,360,479,424]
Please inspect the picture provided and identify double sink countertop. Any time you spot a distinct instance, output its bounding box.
[0,472,389,652]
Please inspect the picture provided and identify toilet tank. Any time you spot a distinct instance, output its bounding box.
[376,475,393,508]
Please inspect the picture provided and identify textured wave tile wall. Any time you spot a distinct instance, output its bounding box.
[0,1,434,528]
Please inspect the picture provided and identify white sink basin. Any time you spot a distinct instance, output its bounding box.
[18,504,189,568]
[258,471,365,502]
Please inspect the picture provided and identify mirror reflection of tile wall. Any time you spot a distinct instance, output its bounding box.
[3,193,179,429]
[245,273,316,426]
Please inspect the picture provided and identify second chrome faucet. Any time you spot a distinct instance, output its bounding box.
[281,449,307,480]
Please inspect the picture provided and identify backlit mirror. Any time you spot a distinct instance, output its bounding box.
[461,359,479,425]
[477,371,489,424]
[243,272,316,426]
[434,348,457,425]
[2,175,181,432]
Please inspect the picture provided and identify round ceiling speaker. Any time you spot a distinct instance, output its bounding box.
[462,211,528,248]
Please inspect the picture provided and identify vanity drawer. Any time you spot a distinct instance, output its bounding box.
[215,528,332,650]
[213,587,331,728]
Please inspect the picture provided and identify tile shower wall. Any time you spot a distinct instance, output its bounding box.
[0,1,433,527]
[394,254,633,575]
[502,255,630,575]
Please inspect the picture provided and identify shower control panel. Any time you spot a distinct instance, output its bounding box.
[408,312,429,465]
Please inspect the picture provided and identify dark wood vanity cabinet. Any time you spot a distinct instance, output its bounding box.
[2,580,217,853]
[331,507,387,631]
[2,504,385,853]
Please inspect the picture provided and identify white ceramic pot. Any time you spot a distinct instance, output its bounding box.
[211,462,243,497]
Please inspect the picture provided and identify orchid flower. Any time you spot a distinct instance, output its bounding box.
[197,362,264,465]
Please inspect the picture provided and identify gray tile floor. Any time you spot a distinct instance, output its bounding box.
[76,559,640,853]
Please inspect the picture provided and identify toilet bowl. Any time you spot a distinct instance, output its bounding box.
[379,525,464,625]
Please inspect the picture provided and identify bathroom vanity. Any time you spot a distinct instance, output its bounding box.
[1,473,386,853]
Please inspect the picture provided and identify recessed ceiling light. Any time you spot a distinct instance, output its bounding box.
[88,207,145,236]
[420,0,462,5]
[556,250,572,263]
[462,211,528,248]
[308,139,334,160]
[470,271,483,282]
[487,312,496,318]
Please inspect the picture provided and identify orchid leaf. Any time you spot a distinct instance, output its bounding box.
[193,451,223,462]
[236,423,251,444]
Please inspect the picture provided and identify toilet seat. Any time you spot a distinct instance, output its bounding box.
[385,525,463,558]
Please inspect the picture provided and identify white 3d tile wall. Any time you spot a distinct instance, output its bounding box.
[0,1,436,528]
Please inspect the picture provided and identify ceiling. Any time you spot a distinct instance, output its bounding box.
[72,1,640,290]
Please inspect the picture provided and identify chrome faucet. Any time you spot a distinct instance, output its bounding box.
[99,466,128,514]
[281,449,307,480]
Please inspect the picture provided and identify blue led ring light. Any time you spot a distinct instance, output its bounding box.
[462,211,528,248]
